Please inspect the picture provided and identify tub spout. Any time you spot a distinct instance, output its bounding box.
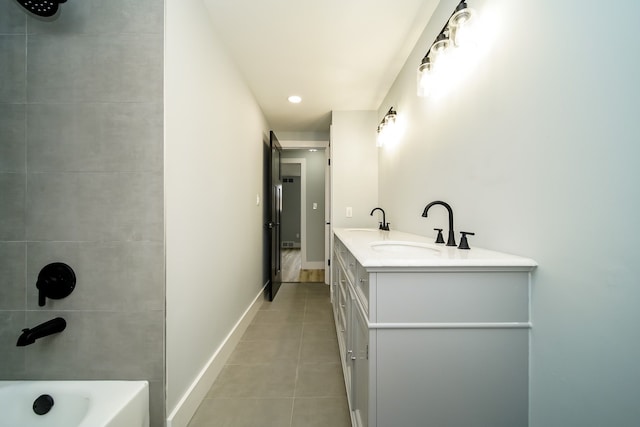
[17,317,66,347]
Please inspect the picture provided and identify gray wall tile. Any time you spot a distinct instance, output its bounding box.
[0,173,25,240]
[1,1,164,422]
[0,36,26,102]
[0,311,26,378]
[27,102,163,172]
[27,242,164,311]
[27,0,164,35]
[24,310,164,379]
[0,103,25,172]
[148,380,166,427]
[0,242,26,310]
[26,172,163,242]
[0,1,27,34]
[27,34,163,103]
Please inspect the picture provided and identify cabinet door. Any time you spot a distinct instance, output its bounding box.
[352,301,369,427]
[343,284,355,402]
[335,268,347,353]
[355,262,369,315]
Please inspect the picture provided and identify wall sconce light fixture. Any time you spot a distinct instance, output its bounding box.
[376,107,398,147]
[417,0,477,97]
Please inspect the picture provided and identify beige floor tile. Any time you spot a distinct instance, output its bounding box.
[252,309,305,324]
[188,279,350,427]
[260,296,306,312]
[299,339,340,364]
[227,339,301,364]
[208,362,297,398]
[277,283,308,295]
[295,363,347,397]
[304,283,330,293]
[242,322,303,341]
[303,306,334,323]
[302,322,338,341]
[291,397,351,427]
[188,398,293,427]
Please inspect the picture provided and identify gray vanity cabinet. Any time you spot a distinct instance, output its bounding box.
[331,231,535,427]
[351,303,369,427]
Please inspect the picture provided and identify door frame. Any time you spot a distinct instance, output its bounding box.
[276,140,330,279]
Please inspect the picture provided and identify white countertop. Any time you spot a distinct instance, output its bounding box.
[334,228,537,270]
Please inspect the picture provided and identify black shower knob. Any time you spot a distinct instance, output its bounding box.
[37,262,76,307]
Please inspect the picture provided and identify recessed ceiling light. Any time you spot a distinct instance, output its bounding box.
[288,95,302,104]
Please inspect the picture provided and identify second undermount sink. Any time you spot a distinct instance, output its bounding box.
[370,241,441,255]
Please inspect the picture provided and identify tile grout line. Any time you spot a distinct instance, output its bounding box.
[289,289,308,427]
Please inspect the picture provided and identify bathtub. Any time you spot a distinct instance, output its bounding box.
[0,380,149,427]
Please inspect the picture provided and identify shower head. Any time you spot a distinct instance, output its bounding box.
[15,0,68,18]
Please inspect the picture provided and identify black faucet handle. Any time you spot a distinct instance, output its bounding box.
[434,228,445,244]
[36,263,76,307]
[458,231,475,250]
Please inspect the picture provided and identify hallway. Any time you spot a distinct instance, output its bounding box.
[282,249,325,283]
[187,283,350,427]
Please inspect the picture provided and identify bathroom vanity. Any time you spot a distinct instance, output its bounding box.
[331,228,537,427]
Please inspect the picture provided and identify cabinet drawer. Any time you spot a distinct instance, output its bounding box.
[355,262,369,314]
[344,252,356,284]
[335,237,356,285]
[334,239,348,267]
[376,272,530,323]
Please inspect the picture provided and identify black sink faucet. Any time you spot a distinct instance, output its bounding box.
[16,317,66,347]
[370,207,390,230]
[422,201,456,246]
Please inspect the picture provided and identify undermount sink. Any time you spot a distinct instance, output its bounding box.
[346,228,378,232]
[370,241,441,255]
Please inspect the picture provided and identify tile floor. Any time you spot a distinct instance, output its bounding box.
[188,283,351,427]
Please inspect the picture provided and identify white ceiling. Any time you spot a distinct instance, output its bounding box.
[204,0,440,133]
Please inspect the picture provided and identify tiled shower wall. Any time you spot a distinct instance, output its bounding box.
[0,1,165,425]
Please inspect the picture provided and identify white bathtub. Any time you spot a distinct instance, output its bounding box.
[0,381,149,427]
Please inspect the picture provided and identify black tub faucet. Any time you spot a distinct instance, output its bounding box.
[16,317,66,346]
[422,201,456,246]
[370,207,390,230]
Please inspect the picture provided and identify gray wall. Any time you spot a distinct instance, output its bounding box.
[0,1,165,425]
[281,149,326,263]
[376,0,640,426]
[330,111,379,229]
[164,0,270,421]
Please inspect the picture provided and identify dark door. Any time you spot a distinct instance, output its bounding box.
[267,131,283,300]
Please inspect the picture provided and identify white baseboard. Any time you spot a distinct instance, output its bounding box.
[166,284,266,427]
[301,261,325,270]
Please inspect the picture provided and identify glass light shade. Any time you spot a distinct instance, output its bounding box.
[384,111,397,126]
[383,112,397,145]
[376,125,384,147]
[430,37,451,57]
[417,56,432,97]
[449,4,477,47]
[430,32,452,72]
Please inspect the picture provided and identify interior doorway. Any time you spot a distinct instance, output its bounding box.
[280,149,326,283]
